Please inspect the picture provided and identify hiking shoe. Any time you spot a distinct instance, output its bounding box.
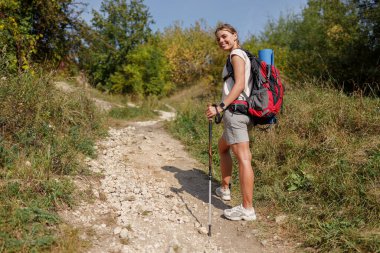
[215,186,231,201]
[223,204,257,221]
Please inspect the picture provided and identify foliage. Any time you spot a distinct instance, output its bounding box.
[79,0,153,90]
[356,0,380,52]
[243,15,297,76]
[0,180,73,252]
[108,96,159,120]
[0,0,85,72]
[108,106,158,120]
[167,82,380,252]
[0,67,103,252]
[161,21,225,89]
[80,15,226,97]
[110,36,174,97]
[291,0,362,85]
[0,72,101,176]
[248,0,380,94]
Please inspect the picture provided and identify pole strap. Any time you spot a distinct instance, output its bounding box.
[212,104,223,124]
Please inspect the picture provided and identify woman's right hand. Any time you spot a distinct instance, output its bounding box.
[205,105,216,120]
[206,104,223,120]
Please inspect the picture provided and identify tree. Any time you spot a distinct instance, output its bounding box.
[79,0,153,90]
[244,14,298,73]
[109,35,173,97]
[253,0,379,93]
[160,21,223,88]
[355,0,380,84]
[0,0,85,72]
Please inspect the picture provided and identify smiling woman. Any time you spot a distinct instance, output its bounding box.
[206,23,256,222]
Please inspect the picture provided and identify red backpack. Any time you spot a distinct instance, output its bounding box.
[224,49,284,124]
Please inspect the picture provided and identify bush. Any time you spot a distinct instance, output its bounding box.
[110,37,174,97]
[167,81,380,252]
[0,69,103,252]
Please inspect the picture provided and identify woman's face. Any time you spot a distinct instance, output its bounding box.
[216,29,237,51]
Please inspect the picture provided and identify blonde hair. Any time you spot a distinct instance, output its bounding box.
[215,23,240,46]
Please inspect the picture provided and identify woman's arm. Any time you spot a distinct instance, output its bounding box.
[222,54,245,108]
[206,54,245,118]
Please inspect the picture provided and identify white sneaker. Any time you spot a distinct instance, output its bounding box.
[223,204,257,221]
[215,186,231,201]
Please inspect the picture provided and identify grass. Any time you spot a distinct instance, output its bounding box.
[0,67,169,252]
[166,80,380,252]
[55,75,128,107]
[0,180,73,252]
[56,76,162,122]
[0,69,103,252]
[2,64,376,252]
[108,105,158,121]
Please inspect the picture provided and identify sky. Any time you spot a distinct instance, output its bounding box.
[81,0,308,41]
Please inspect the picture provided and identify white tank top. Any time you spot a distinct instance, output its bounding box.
[221,48,252,101]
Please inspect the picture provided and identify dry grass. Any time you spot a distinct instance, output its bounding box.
[0,70,103,252]
[52,224,91,253]
[167,79,380,252]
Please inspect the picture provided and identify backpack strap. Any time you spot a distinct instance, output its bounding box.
[241,49,266,81]
[247,52,267,88]
[223,56,234,82]
[223,56,250,100]
[223,49,266,92]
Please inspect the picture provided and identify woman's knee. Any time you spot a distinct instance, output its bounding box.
[218,137,230,154]
[236,151,252,163]
[231,143,252,162]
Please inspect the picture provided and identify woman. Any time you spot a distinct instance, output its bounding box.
[205,24,256,221]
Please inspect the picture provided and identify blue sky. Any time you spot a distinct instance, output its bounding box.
[81,0,308,41]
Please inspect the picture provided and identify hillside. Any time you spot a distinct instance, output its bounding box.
[167,80,380,252]
[56,80,300,253]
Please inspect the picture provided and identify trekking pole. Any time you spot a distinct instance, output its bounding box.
[208,117,213,237]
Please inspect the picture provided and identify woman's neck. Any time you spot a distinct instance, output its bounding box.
[230,44,240,52]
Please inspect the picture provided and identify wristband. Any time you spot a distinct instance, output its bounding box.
[212,103,222,124]
[219,102,226,111]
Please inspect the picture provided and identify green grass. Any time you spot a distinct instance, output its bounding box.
[0,70,103,252]
[56,77,162,122]
[55,76,129,107]
[108,96,161,121]
[57,77,163,122]
[0,180,73,252]
[166,81,380,252]
[108,106,158,121]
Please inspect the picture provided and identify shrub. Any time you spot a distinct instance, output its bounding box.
[0,69,103,252]
[167,80,380,252]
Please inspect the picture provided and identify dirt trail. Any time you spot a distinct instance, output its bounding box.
[58,81,297,253]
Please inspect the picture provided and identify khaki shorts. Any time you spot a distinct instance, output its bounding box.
[222,110,253,145]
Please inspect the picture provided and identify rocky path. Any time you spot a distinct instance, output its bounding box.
[57,81,297,252]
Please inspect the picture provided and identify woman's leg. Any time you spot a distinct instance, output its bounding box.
[218,137,232,189]
[231,141,254,209]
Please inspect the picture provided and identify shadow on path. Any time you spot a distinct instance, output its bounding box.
[162,165,231,211]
